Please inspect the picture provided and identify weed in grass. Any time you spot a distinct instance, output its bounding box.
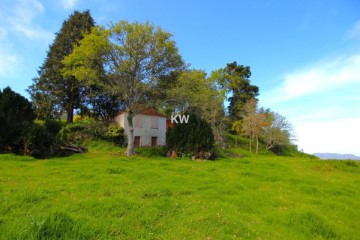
[31,211,74,239]
[107,167,126,175]
[287,211,338,239]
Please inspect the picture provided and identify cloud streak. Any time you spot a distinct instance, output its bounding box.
[260,40,360,155]
[0,0,54,79]
[10,0,53,41]
[264,54,360,103]
[348,20,360,40]
[0,29,20,78]
[60,0,79,10]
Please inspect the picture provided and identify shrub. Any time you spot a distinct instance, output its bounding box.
[59,119,105,144]
[59,120,125,146]
[22,123,56,158]
[44,119,63,136]
[166,112,214,156]
[102,123,126,145]
[0,87,35,152]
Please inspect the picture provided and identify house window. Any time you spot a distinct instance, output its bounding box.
[151,117,158,129]
[151,137,157,147]
[134,115,143,128]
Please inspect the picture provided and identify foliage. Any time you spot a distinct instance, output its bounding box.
[262,111,294,150]
[59,120,125,146]
[270,144,314,157]
[240,98,267,153]
[62,20,184,155]
[166,113,214,156]
[28,10,95,123]
[22,123,57,159]
[167,69,227,142]
[44,119,64,136]
[233,98,294,154]
[59,119,104,145]
[0,87,36,152]
[102,123,126,145]
[211,61,259,121]
[226,133,250,149]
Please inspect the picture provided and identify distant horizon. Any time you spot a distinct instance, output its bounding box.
[1,0,359,155]
[313,152,360,161]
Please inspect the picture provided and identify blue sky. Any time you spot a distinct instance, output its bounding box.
[0,0,359,155]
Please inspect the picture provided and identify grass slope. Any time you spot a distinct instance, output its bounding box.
[0,144,359,239]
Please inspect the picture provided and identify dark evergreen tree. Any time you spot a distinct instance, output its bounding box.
[0,87,36,152]
[166,112,214,155]
[222,61,259,120]
[28,10,95,123]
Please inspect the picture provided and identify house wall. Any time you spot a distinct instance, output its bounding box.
[114,112,166,147]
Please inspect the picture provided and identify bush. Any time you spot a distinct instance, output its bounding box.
[59,120,101,145]
[44,119,63,136]
[102,123,126,145]
[226,134,249,149]
[166,112,214,157]
[0,87,35,152]
[59,120,125,146]
[22,123,56,158]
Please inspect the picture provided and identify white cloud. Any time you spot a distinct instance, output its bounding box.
[264,54,360,103]
[0,29,21,78]
[11,0,53,41]
[348,20,360,40]
[0,0,52,79]
[260,52,360,156]
[296,117,360,156]
[60,0,79,10]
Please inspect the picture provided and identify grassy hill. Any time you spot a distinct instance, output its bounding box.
[0,143,359,239]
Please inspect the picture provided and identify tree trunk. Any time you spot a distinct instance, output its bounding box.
[235,135,238,147]
[126,112,135,156]
[249,135,253,153]
[66,103,74,123]
[256,135,259,154]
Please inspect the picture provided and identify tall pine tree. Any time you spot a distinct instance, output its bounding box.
[224,61,259,120]
[28,10,95,123]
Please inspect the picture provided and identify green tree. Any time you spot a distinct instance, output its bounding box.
[262,111,293,150]
[241,98,267,154]
[166,113,214,155]
[62,20,184,155]
[212,61,259,121]
[28,10,95,123]
[167,69,226,143]
[0,87,36,152]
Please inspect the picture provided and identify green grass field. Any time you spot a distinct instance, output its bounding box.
[1,144,359,239]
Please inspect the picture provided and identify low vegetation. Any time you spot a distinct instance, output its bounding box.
[0,142,359,239]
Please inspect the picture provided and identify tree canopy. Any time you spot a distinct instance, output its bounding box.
[62,20,184,155]
[212,61,259,120]
[28,10,95,123]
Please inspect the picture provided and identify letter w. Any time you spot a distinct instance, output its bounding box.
[179,115,189,123]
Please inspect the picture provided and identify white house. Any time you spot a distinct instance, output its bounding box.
[114,109,167,147]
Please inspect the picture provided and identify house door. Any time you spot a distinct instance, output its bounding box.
[151,137,157,147]
[134,136,141,148]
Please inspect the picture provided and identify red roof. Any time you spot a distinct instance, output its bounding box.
[166,119,174,129]
[115,107,166,118]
